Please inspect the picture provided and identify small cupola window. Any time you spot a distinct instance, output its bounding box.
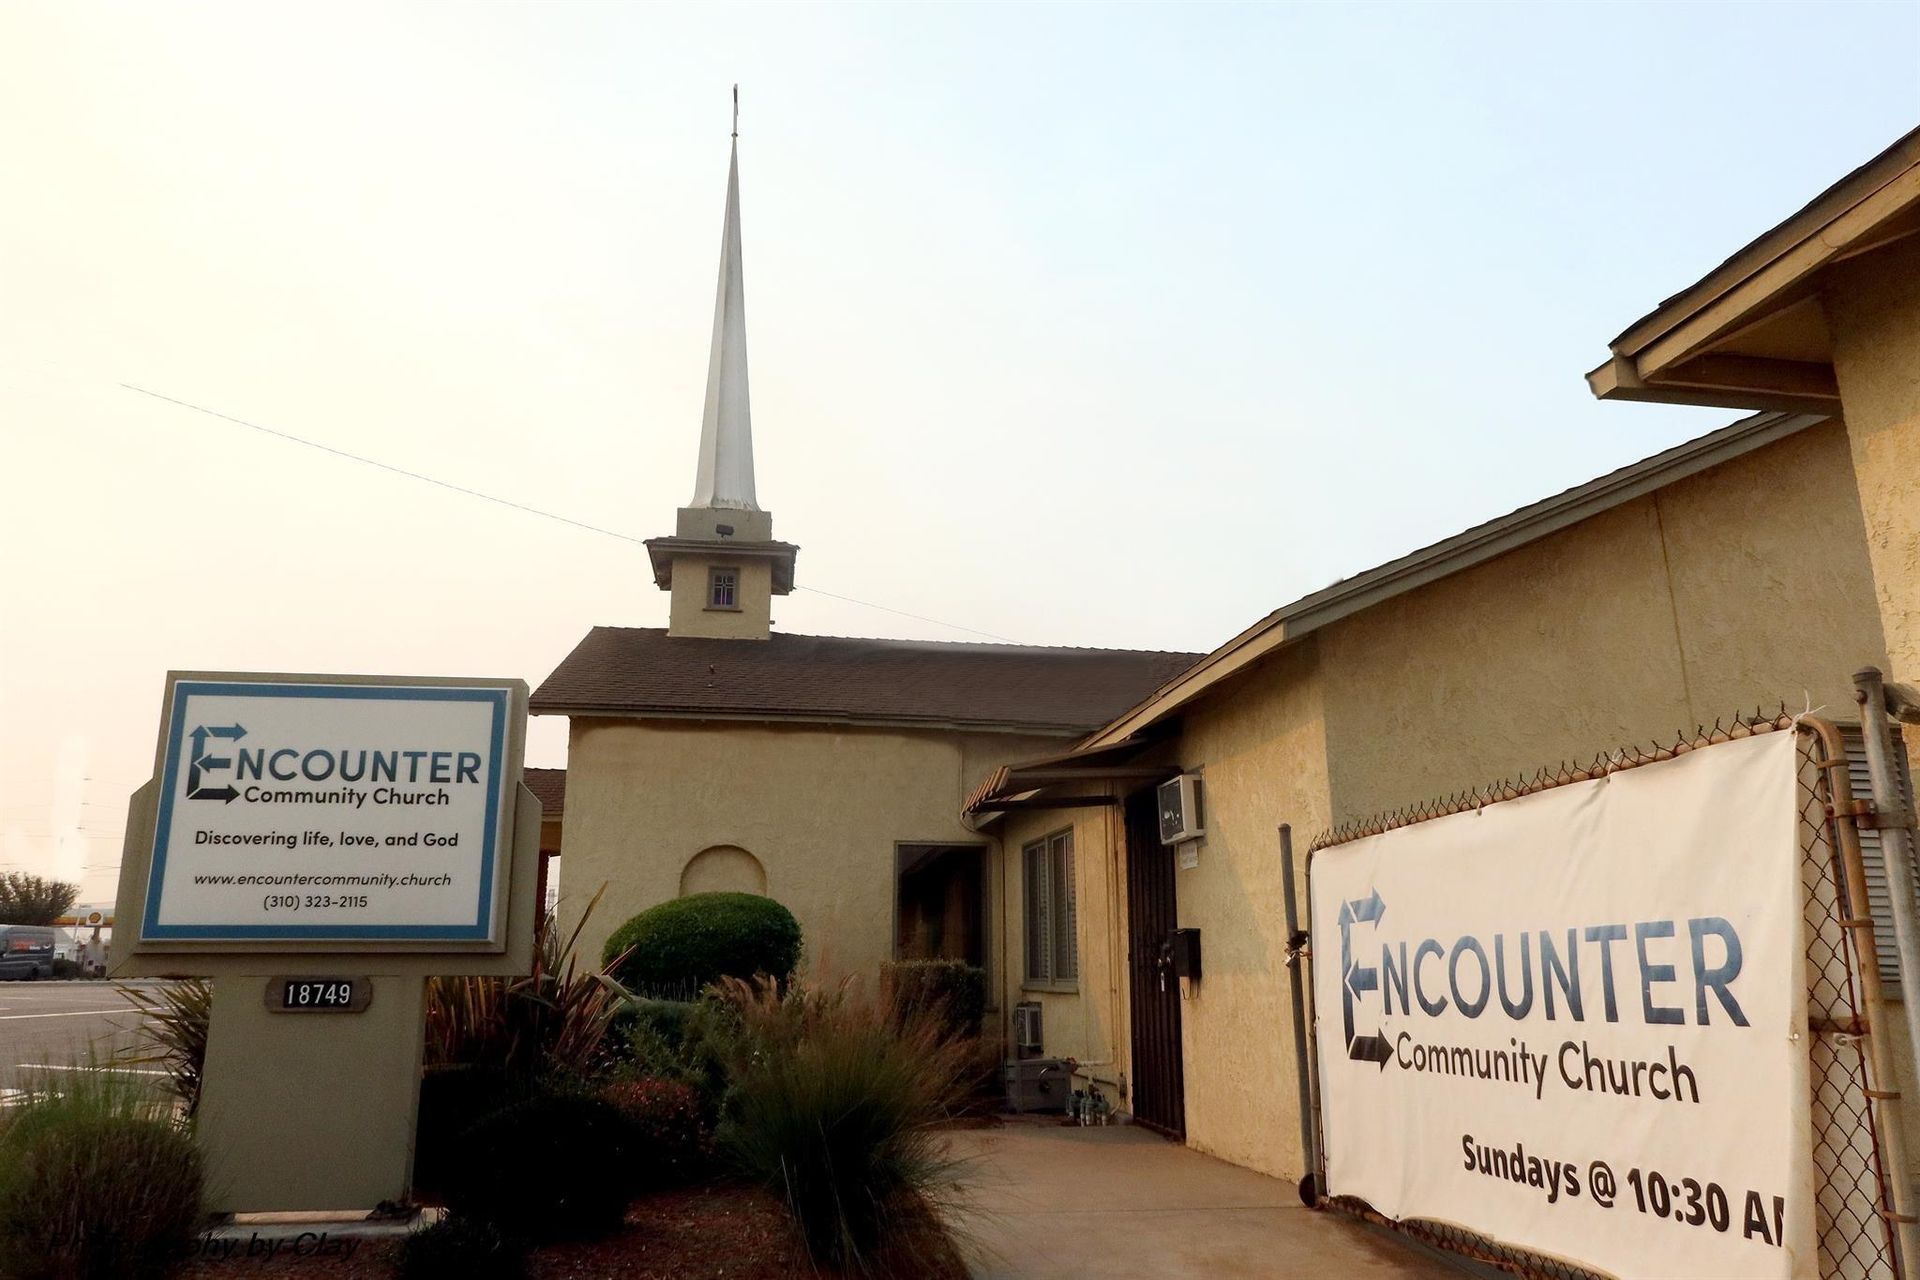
[708,567,740,610]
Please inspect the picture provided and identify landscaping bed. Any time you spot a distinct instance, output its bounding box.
[14,896,990,1279]
[180,1185,968,1279]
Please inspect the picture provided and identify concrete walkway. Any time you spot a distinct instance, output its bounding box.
[947,1121,1466,1280]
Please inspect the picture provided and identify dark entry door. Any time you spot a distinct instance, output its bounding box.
[1125,787,1186,1137]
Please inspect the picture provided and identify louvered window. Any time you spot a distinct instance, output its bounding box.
[1842,725,1919,988]
[1023,829,1078,988]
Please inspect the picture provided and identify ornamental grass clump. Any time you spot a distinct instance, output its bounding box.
[879,959,988,1039]
[0,1060,205,1280]
[714,977,975,1274]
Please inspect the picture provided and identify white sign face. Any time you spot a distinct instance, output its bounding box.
[1312,731,1815,1280]
[144,679,513,944]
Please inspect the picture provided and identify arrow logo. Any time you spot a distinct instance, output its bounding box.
[186,723,246,803]
[1349,1030,1392,1069]
[1339,885,1388,1065]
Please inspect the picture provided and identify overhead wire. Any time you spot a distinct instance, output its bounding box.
[119,383,1019,643]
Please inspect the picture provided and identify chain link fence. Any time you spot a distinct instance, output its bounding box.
[1307,713,1901,1280]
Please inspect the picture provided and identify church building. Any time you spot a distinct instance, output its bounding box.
[531,134,1195,995]
[536,122,1920,1190]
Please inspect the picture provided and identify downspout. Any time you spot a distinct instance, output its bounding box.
[1108,786,1128,1104]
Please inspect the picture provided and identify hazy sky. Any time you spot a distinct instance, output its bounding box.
[3,2,1916,902]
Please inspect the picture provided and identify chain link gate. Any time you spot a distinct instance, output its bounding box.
[1303,714,1906,1280]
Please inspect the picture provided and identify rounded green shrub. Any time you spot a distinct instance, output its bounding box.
[445,1092,638,1243]
[602,893,801,997]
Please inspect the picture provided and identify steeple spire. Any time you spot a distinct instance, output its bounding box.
[689,87,758,512]
[650,89,795,640]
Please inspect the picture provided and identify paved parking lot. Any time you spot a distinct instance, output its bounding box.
[949,1120,1467,1279]
[0,980,164,1097]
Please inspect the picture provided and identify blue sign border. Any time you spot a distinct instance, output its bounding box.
[143,680,509,942]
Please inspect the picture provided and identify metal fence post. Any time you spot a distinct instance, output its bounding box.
[1809,715,1920,1278]
[1279,825,1320,1205]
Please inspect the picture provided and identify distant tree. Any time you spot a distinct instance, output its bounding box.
[0,873,79,926]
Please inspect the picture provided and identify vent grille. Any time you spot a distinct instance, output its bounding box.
[1841,723,1918,988]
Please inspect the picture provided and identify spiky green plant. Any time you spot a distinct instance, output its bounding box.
[424,886,626,1084]
[714,976,974,1274]
[117,979,212,1116]
[0,1056,205,1280]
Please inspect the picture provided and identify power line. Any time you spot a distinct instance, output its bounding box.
[122,384,651,547]
[121,383,1018,644]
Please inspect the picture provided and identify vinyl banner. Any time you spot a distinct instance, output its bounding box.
[1311,730,1815,1279]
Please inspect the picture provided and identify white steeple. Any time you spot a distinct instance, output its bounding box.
[689,92,759,513]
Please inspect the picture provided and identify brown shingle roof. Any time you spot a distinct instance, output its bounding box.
[531,628,1200,736]
[523,767,565,817]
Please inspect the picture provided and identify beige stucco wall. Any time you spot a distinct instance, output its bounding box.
[556,717,1061,982]
[1319,419,1886,825]
[1828,235,1920,695]
[666,553,773,639]
[1822,239,1920,1177]
[1157,639,1331,1180]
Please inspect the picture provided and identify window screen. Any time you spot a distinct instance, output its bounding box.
[1023,829,1077,986]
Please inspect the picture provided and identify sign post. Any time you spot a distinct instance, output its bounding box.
[113,672,540,1214]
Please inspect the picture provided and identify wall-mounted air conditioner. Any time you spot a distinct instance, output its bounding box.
[1158,773,1205,845]
[1013,1000,1043,1057]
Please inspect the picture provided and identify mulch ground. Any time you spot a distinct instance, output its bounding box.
[181,1184,969,1279]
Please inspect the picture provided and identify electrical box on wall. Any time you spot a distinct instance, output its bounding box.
[1168,928,1202,981]
[1157,774,1204,845]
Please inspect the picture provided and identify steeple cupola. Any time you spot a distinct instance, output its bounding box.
[646,95,797,640]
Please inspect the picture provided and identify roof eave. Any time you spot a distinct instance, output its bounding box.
[1595,129,1920,409]
[1586,353,1840,416]
[526,702,1094,738]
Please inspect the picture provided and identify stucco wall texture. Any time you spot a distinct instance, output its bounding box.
[1058,419,1888,1184]
[666,553,774,640]
[1166,641,1330,1178]
[1321,419,1886,824]
[558,718,1061,980]
[1828,234,1920,752]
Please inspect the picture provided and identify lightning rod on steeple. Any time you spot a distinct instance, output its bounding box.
[732,84,739,139]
